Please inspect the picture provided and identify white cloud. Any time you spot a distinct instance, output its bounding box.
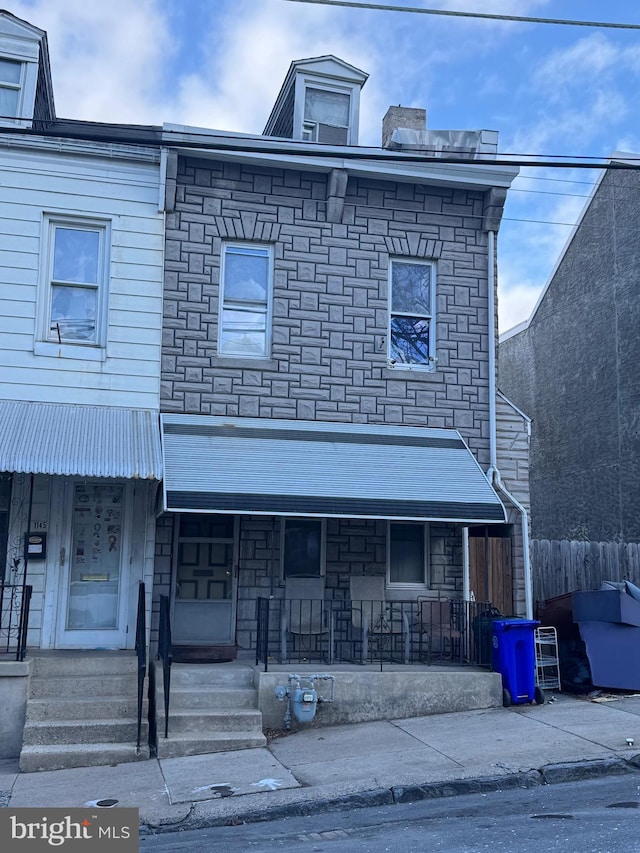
[9,0,173,123]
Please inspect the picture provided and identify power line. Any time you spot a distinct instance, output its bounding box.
[279,0,640,30]
[2,121,639,170]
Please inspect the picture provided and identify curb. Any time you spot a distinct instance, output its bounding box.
[141,756,640,835]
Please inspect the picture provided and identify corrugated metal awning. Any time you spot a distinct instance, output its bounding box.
[161,414,505,523]
[0,401,162,479]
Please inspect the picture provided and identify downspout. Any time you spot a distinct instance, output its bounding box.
[486,229,533,620]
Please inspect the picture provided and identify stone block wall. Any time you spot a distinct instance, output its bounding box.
[233,516,462,653]
[161,158,492,466]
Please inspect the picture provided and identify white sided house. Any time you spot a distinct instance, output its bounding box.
[0,11,165,769]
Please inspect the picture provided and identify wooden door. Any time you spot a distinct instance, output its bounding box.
[469,530,513,616]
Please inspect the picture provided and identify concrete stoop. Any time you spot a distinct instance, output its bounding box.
[19,652,149,773]
[155,662,266,759]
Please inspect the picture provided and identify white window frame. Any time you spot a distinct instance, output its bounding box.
[218,242,273,359]
[0,34,40,129]
[35,215,111,359]
[388,258,437,371]
[386,521,430,589]
[280,517,326,580]
[293,73,361,145]
[0,56,24,123]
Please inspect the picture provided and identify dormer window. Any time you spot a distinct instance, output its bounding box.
[0,11,55,128]
[302,87,350,145]
[263,56,367,146]
[0,57,22,121]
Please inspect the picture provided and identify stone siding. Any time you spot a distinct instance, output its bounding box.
[161,158,492,465]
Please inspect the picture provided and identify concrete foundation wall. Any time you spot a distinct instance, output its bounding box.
[257,668,502,729]
[0,660,31,758]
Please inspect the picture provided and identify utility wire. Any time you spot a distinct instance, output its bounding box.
[2,121,639,170]
[279,0,640,30]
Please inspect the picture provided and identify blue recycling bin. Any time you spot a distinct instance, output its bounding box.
[491,618,543,706]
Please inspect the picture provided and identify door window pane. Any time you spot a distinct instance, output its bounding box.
[67,484,124,630]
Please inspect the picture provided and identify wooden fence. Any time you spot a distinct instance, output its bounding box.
[532,539,640,603]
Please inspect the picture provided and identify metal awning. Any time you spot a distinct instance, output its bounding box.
[0,401,162,479]
[161,414,505,523]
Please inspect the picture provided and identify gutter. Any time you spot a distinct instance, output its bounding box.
[486,230,533,620]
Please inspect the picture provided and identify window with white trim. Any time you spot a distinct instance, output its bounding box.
[387,522,429,587]
[0,57,22,122]
[302,86,351,145]
[282,518,325,578]
[44,219,109,346]
[219,244,272,358]
[389,259,436,368]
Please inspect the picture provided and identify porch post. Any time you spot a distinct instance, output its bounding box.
[462,526,470,601]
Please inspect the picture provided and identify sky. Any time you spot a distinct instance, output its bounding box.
[8,0,640,331]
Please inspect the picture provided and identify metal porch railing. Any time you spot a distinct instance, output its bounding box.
[134,581,147,752]
[256,595,495,671]
[158,594,173,738]
[0,582,32,661]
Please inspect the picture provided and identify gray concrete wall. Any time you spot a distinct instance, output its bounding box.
[0,660,31,758]
[257,669,503,729]
[161,158,492,466]
[499,167,640,544]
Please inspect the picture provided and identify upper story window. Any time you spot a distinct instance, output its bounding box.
[41,217,110,349]
[387,522,429,588]
[219,243,272,358]
[0,57,22,121]
[389,259,436,369]
[302,86,350,145]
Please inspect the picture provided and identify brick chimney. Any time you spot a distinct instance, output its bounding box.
[382,106,426,149]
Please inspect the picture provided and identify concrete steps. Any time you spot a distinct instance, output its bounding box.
[19,652,148,773]
[155,663,266,758]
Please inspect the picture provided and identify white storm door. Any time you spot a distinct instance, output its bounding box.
[57,481,130,648]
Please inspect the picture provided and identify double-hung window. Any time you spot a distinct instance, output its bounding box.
[387,522,429,588]
[44,218,109,347]
[389,259,436,368]
[0,57,22,122]
[282,518,325,578]
[302,86,351,145]
[219,243,272,358]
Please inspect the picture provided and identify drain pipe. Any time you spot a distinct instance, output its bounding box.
[486,230,533,620]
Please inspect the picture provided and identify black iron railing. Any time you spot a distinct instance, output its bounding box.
[0,583,32,661]
[134,582,146,752]
[256,595,495,670]
[158,594,173,738]
[256,595,271,671]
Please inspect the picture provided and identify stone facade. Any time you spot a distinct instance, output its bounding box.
[154,154,505,652]
[161,158,492,464]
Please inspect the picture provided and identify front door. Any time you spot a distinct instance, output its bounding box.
[57,481,130,648]
[172,514,237,646]
[469,527,513,616]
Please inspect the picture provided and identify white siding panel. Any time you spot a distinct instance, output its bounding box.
[0,143,163,409]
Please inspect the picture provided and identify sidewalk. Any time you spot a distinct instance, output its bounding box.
[3,692,640,834]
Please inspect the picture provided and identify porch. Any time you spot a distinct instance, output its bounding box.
[254,594,497,670]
